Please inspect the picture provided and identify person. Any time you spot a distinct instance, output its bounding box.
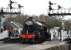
[2,27,9,42]
[58,27,62,41]
[14,30,19,37]
[2,28,9,38]
[43,27,51,40]
[1,28,3,32]
[8,27,14,38]
[3,25,14,38]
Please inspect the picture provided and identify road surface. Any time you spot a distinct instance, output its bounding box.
[0,41,30,50]
[0,41,66,50]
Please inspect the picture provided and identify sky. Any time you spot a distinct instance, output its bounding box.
[0,0,71,19]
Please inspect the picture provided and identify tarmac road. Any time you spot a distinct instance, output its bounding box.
[0,40,65,50]
[0,41,30,50]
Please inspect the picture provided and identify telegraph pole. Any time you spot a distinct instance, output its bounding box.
[48,1,53,14]
[18,4,24,15]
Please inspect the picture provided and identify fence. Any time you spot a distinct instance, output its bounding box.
[45,44,70,50]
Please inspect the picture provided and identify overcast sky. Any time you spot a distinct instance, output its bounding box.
[0,0,71,19]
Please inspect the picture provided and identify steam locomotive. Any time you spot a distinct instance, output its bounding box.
[19,17,51,44]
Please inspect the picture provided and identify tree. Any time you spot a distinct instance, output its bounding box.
[65,20,71,38]
[47,16,62,35]
[47,17,62,29]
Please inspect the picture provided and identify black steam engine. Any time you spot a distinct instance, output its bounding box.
[19,17,51,44]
